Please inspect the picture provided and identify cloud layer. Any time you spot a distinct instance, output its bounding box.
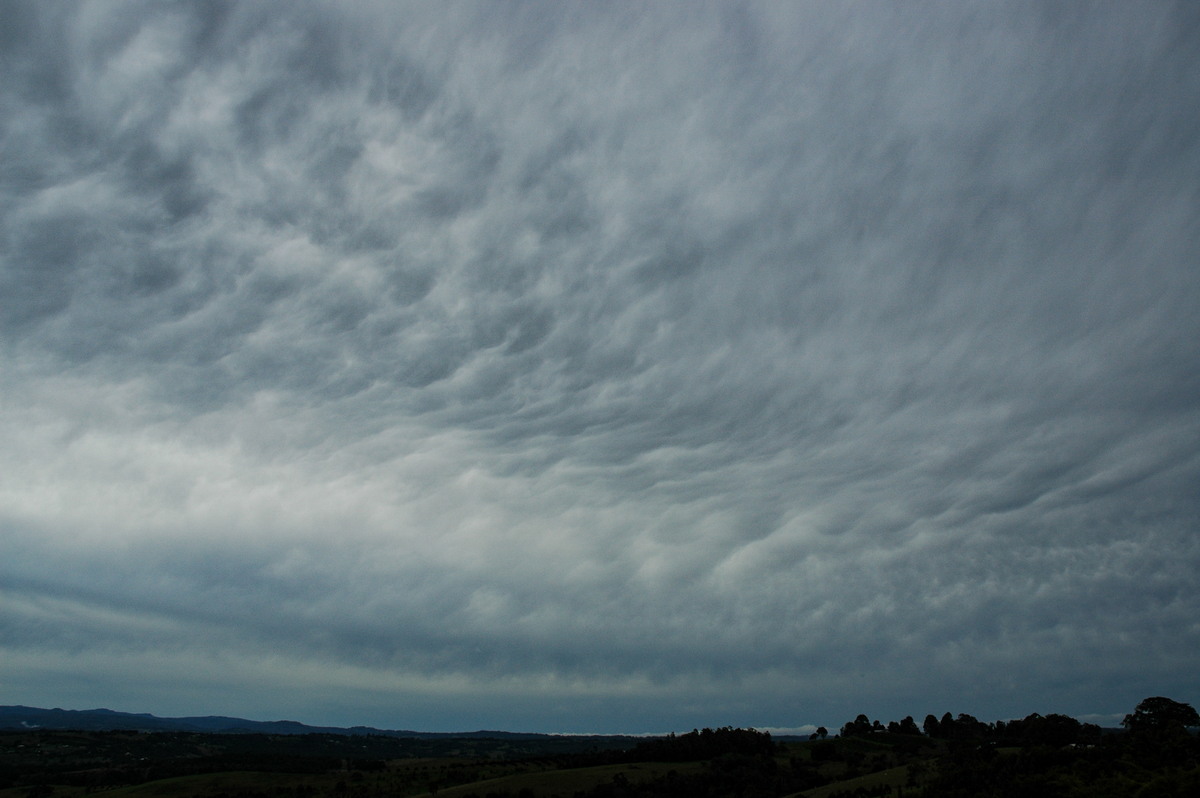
[2,1,1198,732]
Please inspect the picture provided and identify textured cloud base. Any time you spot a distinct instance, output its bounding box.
[2,2,1198,732]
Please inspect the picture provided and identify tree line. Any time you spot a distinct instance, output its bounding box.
[836,695,1198,747]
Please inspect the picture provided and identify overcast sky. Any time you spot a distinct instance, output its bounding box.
[1,1,1198,735]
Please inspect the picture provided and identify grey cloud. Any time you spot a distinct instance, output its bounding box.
[1,1,1198,732]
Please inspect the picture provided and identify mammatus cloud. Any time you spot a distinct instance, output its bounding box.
[2,1,1198,732]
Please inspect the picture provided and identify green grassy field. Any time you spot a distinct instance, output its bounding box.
[0,758,521,798]
[1,771,338,798]
[412,760,705,798]
[783,763,913,798]
[0,760,706,798]
[4,711,1196,798]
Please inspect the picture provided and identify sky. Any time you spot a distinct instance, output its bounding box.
[1,1,1198,735]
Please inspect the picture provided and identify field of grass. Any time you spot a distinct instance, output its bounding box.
[783,763,913,798]
[0,758,520,798]
[90,771,324,798]
[5,716,1195,798]
[1,771,340,798]
[413,760,705,798]
[0,760,707,798]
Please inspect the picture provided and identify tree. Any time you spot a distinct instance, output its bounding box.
[1122,697,1200,769]
[1122,696,1200,734]
[840,714,873,737]
[999,712,1083,747]
[923,714,941,737]
[951,713,989,741]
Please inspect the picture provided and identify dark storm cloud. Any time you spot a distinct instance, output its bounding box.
[1,1,1198,731]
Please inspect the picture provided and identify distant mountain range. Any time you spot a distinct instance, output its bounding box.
[0,705,553,739]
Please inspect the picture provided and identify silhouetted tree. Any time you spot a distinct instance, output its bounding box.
[948,713,989,741]
[628,726,775,762]
[840,714,873,737]
[1120,696,1200,769]
[1122,696,1200,734]
[922,714,940,737]
[995,712,1086,747]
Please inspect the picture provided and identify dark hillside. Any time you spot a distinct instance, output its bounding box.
[2,698,1196,797]
[0,707,555,740]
